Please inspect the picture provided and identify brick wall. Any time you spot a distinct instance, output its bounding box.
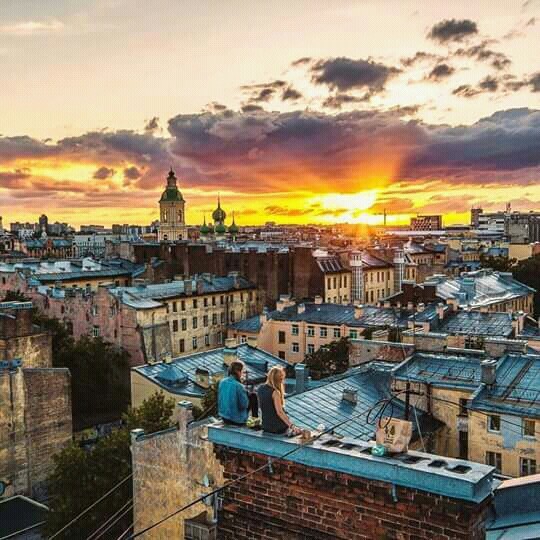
[214,446,491,540]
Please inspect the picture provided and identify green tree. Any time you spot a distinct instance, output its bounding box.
[32,312,74,358]
[513,254,540,317]
[304,337,350,380]
[123,391,175,433]
[2,290,30,302]
[55,336,131,430]
[44,392,175,539]
[479,254,517,272]
[194,381,218,420]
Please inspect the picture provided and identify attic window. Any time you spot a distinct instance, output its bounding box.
[428,460,447,468]
[447,464,471,474]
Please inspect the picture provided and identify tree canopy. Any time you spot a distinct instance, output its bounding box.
[513,254,540,317]
[44,391,175,539]
[304,337,350,380]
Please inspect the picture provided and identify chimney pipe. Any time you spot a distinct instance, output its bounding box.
[480,359,497,388]
[295,363,308,394]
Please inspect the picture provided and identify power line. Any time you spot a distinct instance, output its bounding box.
[127,398,396,539]
[92,502,133,540]
[0,521,46,540]
[49,473,133,539]
[85,498,133,540]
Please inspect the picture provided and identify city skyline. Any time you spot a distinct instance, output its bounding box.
[1,0,540,227]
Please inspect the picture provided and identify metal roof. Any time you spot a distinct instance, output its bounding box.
[229,315,262,333]
[109,275,255,309]
[268,303,411,329]
[285,363,436,441]
[430,270,534,308]
[133,344,288,398]
[437,311,513,337]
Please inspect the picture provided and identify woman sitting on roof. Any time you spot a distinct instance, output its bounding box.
[218,360,257,426]
[258,366,301,435]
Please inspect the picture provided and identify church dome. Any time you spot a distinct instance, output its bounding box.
[200,216,210,235]
[215,223,227,234]
[160,169,184,202]
[212,196,226,223]
[229,212,239,234]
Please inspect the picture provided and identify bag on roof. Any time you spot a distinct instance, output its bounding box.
[376,417,413,454]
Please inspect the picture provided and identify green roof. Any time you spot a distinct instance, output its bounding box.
[160,187,184,202]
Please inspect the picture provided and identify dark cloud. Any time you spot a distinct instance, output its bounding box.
[282,86,303,101]
[241,104,265,113]
[291,57,312,67]
[454,41,511,70]
[265,205,313,216]
[478,75,499,92]
[322,93,370,109]
[452,84,481,98]
[310,57,401,93]
[505,72,540,92]
[123,166,142,180]
[241,80,289,103]
[404,108,540,175]
[144,116,159,133]
[427,63,455,81]
[401,51,443,67]
[428,19,478,43]
[93,166,115,179]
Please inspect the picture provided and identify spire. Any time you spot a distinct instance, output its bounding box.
[166,167,177,188]
[217,193,221,208]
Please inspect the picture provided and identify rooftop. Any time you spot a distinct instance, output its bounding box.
[285,363,437,442]
[132,343,288,398]
[229,314,262,334]
[109,275,255,309]
[268,302,411,329]
[208,425,495,503]
[426,269,535,308]
[436,310,514,337]
[0,495,48,539]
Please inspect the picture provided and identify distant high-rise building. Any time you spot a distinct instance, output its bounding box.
[38,214,48,235]
[471,207,483,228]
[410,215,442,231]
[158,168,186,241]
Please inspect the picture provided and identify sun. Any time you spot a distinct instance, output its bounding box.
[309,190,379,223]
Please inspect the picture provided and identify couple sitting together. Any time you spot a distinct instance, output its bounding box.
[218,360,302,435]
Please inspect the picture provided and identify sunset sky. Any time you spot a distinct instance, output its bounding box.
[1,0,540,228]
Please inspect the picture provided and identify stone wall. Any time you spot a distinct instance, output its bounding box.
[131,413,224,539]
[214,445,491,540]
[0,367,72,499]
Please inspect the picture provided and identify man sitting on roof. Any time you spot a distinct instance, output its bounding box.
[218,360,257,426]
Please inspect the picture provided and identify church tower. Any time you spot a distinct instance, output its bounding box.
[158,168,186,241]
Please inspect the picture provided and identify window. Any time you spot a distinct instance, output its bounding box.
[520,458,537,476]
[486,451,502,473]
[240,335,247,343]
[350,329,358,339]
[344,276,347,287]
[230,310,235,323]
[92,325,100,338]
[307,344,315,354]
[240,293,244,302]
[212,313,218,325]
[172,320,178,332]
[249,291,253,301]
[307,326,315,337]
[181,300,186,311]
[459,398,468,416]
[204,298,208,307]
[203,315,209,327]
[220,295,224,305]
[333,328,341,338]
[172,301,177,312]
[193,299,198,309]
[327,277,331,290]
[488,415,501,432]
[333,277,337,289]
[523,418,536,438]
[278,331,286,344]
[320,327,327,338]
[192,317,198,329]
[192,337,198,349]
[292,324,299,336]
[181,318,187,331]
[217,331,223,344]
[205,334,210,346]
[212,296,216,306]
[220,312,225,324]
[179,339,185,353]
[292,342,299,353]
[278,351,286,360]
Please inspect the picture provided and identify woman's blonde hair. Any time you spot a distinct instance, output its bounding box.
[266,366,285,405]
